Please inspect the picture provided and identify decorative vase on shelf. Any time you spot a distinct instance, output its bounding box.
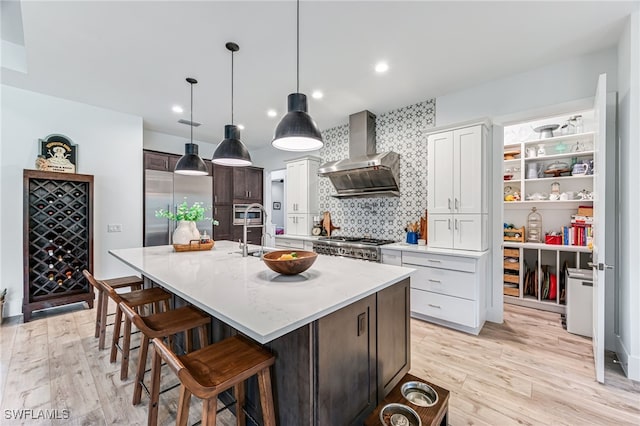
[173,220,200,245]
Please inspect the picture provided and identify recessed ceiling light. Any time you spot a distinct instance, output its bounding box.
[267,109,278,118]
[312,90,323,99]
[375,62,389,73]
[172,105,183,113]
[237,124,245,130]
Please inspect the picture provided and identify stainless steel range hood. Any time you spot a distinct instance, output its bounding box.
[318,110,400,198]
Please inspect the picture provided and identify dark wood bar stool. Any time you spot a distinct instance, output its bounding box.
[92,273,173,380]
[118,302,210,408]
[150,335,276,426]
[82,270,143,350]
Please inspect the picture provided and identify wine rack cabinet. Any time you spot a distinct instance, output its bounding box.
[23,170,94,321]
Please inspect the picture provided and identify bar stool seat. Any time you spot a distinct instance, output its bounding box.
[151,335,276,426]
[118,302,210,407]
[82,270,143,350]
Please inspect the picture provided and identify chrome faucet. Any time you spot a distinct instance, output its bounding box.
[242,203,268,257]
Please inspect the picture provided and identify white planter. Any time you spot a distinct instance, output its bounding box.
[173,220,200,245]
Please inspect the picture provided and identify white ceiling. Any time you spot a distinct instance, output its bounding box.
[2,1,636,150]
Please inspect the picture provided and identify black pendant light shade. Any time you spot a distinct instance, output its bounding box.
[212,125,252,166]
[175,142,208,175]
[175,77,208,175]
[272,93,323,151]
[271,0,323,152]
[212,42,252,167]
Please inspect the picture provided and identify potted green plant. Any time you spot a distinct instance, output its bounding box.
[156,199,219,245]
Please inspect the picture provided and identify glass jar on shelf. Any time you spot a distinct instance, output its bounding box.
[527,207,543,243]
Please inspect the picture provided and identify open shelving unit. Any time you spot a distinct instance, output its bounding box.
[502,113,594,312]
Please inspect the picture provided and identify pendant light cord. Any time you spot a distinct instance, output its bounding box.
[231,48,234,125]
[190,80,194,145]
[296,0,300,93]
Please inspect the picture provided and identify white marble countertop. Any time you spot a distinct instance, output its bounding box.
[381,242,489,259]
[109,240,414,344]
[275,235,321,242]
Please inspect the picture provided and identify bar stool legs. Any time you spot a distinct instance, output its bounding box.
[150,335,276,426]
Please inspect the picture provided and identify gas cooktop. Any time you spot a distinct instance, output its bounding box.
[317,236,395,246]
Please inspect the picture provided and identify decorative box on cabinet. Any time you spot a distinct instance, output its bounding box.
[23,170,94,321]
[401,250,488,335]
[426,122,489,251]
[285,156,320,236]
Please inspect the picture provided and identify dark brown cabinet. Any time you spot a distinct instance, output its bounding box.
[144,150,212,176]
[213,205,233,241]
[232,226,263,245]
[233,167,263,203]
[317,294,377,425]
[213,164,263,242]
[23,170,94,321]
[213,165,234,205]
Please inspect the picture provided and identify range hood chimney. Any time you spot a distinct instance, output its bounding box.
[318,110,400,198]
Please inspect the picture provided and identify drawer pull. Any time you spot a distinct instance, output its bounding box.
[428,279,441,283]
[427,259,442,263]
[428,304,442,309]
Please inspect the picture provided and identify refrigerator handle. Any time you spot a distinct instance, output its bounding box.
[167,203,172,244]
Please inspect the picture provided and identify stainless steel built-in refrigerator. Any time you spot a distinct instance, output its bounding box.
[144,170,213,246]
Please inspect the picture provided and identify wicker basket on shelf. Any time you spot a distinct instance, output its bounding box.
[172,240,214,252]
[503,226,525,243]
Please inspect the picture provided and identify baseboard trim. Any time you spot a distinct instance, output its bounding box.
[615,334,640,381]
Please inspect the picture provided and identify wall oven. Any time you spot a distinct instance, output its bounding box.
[233,204,263,225]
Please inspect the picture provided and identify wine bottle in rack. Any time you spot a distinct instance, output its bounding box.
[48,272,55,281]
[44,244,56,257]
[64,269,73,279]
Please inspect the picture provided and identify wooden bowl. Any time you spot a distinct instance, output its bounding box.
[262,250,318,275]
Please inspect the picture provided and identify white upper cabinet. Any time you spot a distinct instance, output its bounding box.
[286,157,320,215]
[427,124,487,215]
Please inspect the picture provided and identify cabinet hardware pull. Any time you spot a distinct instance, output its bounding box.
[448,198,451,210]
[455,198,459,210]
[455,219,458,230]
[428,279,441,283]
[428,304,442,309]
[214,207,217,215]
[427,259,441,263]
[448,219,451,230]
[214,195,217,203]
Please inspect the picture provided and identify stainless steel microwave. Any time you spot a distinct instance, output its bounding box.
[233,204,263,225]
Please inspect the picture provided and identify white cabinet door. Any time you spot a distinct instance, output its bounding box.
[427,214,453,248]
[286,162,300,213]
[453,214,484,251]
[454,126,484,214]
[286,214,311,235]
[427,132,454,214]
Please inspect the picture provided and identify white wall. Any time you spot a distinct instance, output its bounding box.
[437,48,618,126]
[1,85,144,317]
[615,8,640,381]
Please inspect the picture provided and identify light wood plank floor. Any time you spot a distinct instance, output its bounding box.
[1,302,638,425]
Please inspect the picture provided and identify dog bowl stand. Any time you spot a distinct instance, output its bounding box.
[364,373,450,426]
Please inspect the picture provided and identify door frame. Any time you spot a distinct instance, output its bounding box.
[488,96,596,324]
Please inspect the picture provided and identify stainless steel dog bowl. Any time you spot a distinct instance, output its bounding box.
[379,403,421,426]
[400,381,438,407]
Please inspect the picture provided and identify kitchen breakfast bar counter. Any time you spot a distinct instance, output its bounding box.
[110,240,415,425]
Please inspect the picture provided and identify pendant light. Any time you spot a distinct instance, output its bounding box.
[175,77,208,175]
[271,0,323,152]
[212,42,252,167]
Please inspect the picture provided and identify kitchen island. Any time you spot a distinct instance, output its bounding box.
[110,240,415,425]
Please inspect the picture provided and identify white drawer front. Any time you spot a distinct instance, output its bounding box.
[275,239,305,250]
[381,250,402,266]
[411,266,476,300]
[402,251,476,273]
[411,289,477,328]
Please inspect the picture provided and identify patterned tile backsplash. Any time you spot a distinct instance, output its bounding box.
[318,99,436,241]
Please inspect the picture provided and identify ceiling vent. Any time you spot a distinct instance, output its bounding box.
[178,119,201,127]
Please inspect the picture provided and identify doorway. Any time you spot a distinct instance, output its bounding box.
[270,169,286,235]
